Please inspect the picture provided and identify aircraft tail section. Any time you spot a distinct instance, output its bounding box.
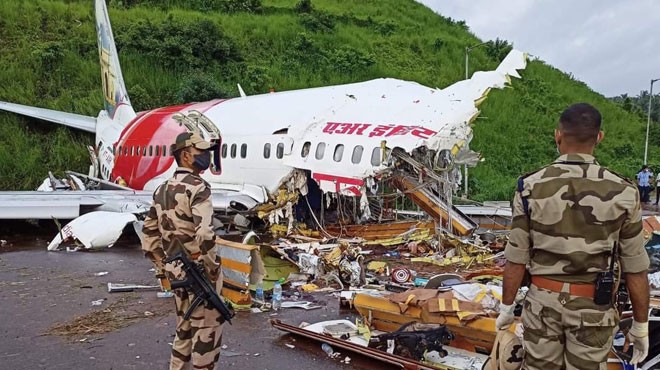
[95,0,134,123]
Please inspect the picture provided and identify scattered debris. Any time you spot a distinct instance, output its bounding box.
[300,283,319,292]
[321,343,334,356]
[91,299,105,306]
[107,283,160,293]
[280,301,322,310]
[47,211,138,251]
[47,297,164,338]
[94,271,109,277]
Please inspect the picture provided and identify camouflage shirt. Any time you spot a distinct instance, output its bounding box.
[141,167,218,280]
[505,153,650,283]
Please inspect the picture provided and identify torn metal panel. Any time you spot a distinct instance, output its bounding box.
[280,50,528,195]
[364,228,433,247]
[214,239,267,306]
[325,220,436,241]
[271,319,439,370]
[107,283,159,292]
[390,173,476,235]
[216,239,266,290]
[272,319,491,369]
[257,245,300,290]
[455,205,512,231]
[47,211,137,250]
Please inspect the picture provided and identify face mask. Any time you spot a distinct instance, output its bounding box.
[192,151,211,171]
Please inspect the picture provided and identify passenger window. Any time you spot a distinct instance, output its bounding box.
[315,143,326,160]
[142,146,147,156]
[222,144,227,158]
[231,144,237,158]
[149,146,153,157]
[263,143,271,158]
[162,145,167,157]
[352,145,363,164]
[371,147,381,166]
[333,144,344,162]
[241,144,247,159]
[123,146,128,156]
[155,145,160,156]
[118,146,122,156]
[301,142,311,158]
[276,143,284,159]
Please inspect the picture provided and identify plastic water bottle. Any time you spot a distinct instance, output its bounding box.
[255,282,264,303]
[272,279,283,310]
[321,343,334,356]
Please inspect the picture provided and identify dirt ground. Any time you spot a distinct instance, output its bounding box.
[0,225,397,370]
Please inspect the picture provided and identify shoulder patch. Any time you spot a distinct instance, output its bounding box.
[518,164,551,182]
[603,168,635,185]
[152,179,168,199]
[180,173,205,187]
[516,165,550,217]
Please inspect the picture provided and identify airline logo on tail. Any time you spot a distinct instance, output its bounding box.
[95,0,131,118]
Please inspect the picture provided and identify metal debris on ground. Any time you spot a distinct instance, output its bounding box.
[107,283,160,293]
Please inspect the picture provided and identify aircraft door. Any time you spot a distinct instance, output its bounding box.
[210,138,222,175]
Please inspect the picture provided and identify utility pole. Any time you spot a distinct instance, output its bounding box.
[644,78,660,165]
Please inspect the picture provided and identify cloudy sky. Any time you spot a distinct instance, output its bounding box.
[419,0,660,98]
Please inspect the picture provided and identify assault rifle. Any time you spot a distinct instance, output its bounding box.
[165,252,235,325]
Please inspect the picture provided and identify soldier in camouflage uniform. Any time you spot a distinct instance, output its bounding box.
[142,132,224,370]
[497,103,650,369]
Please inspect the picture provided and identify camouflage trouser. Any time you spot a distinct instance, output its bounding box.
[169,289,224,370]
[522,285,619,370]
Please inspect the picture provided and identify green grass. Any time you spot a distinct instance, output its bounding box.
[0,0,655,200]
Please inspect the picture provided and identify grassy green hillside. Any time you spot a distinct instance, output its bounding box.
[0,0,654,200]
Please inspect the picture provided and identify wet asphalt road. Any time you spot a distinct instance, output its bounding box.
[0,226,397,370]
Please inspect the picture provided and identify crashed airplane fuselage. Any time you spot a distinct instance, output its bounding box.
[0,0,527,247]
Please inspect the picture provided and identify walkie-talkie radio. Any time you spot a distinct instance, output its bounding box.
[594,243,617,306]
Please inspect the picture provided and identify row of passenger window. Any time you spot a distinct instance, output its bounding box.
[111,141,381,166]
[223,141,381,165]
[113,144,170,157]
[220,143,286,160]
[301,142,380,165]
[221,143,251,159]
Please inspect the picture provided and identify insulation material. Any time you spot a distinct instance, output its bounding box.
[451,283,503,310]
